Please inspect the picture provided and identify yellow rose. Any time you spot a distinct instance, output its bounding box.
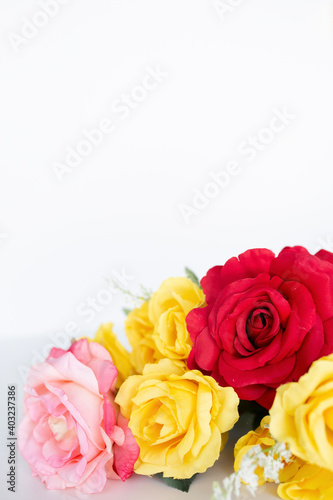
[90,323,134,389]
[149,277,205,360]
[125,278,205,372]
[277,464,333,500]
[125,301,162,373]
[270,354,333,472]
[115,358,239,478]
[234,416,302,485]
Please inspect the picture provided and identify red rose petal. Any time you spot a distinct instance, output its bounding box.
[200,265,224,305]
[321,317,333,356]
[271,247,333,322]
[220,352,295,387]
[279,281,316,333]
[291,315,324,380]
[256,388,276,409]
[194,327,220,371]
[316,249,333,266]
[219,248,275,287]
[186,307,209,342]
[222,329,283,370]
[201,249,275,304]
[235,384,267,401]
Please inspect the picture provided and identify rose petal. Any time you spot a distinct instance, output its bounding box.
[202,249,275,304]
[112,413,140,481]
[315,249,333,266]
[220,353,295,387]
[193,327,220,371]
[292,315,324,380]
[271,247,333,322]
[186,307,209,342]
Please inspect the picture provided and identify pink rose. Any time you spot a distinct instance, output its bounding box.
[18,339,139,494]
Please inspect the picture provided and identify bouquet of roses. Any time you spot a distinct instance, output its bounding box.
[18,246,333,499]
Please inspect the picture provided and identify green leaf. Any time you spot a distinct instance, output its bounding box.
[123,307,132,316]
[237,400,269,430]
[185,267,201,288]
[155,473,197,493]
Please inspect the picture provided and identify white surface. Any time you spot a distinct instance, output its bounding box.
[0,0,333,345]
[0,336,278,500]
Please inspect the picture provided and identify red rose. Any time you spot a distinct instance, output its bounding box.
[187,247,333,409]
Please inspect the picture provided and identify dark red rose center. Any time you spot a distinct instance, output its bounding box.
[247,307,274,348]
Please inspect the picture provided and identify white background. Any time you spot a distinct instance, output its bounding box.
[1,0,333,346]
[0,1,333,498]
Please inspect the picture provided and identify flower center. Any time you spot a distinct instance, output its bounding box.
[246,308,274,347]
[48,416,75,443]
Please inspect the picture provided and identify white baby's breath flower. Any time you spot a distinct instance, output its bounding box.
[211,441,293,500]
[212,481,224,500]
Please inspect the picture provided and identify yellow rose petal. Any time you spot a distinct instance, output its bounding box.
[87,322,134,389]
[270,354,333,472]
[116,359,239,478]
